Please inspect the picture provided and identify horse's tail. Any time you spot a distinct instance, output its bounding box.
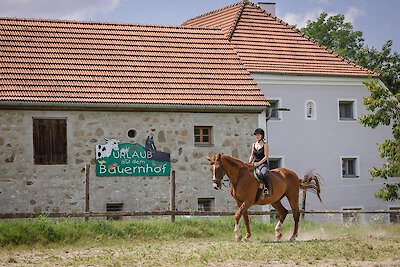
[300,169,322,202]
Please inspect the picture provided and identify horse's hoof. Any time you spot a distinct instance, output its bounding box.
[242,236,251,242]
[289,235,297,242]
[275,233,282,241]
[235,235,243,242]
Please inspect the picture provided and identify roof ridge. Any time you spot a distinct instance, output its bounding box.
[0,16,224,31]
[247,3,378,76]
[227,1,247,41]
[182,1,244,26]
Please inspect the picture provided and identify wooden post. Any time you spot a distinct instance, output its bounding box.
[170,170,176,223]
[301,188,307,220]
[84,164,90,221]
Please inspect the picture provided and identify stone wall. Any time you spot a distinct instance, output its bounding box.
[0,109,259,214]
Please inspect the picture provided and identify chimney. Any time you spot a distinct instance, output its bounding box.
[257,2,276,16]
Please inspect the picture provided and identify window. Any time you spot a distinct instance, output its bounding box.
[389,207,400,224]
[267,100,280,120]
[341,157,359,178]
[33,118,67,165]
[198,198,215,211]
[305,100,316,120]
[106,203,124,220]
[343,208,362,224]
[270,208,279,222]
[194,126,213,145]
[269,157,282,170]
[339,100,356,120]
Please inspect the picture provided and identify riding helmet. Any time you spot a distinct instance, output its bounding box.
[253,128,265,137]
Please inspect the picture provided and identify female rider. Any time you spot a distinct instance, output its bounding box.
[248,128,270,196]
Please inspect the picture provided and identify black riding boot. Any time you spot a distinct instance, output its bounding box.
[263,172,270,196]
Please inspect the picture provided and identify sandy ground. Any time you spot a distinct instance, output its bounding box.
[1,223,399,266]
[1,237,399,267]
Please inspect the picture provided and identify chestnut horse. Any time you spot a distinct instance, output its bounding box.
[207,153,321,242]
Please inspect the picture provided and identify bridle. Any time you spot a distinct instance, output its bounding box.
[210,155,252,190]
[211,158,225,189]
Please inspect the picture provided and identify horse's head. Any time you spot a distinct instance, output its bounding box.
[206,154,225,190]
[145,136,156,151]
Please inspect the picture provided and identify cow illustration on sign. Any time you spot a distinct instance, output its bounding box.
[96,138,121,159]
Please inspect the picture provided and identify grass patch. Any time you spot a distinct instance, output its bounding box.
[0,216,399,247]
[0,217,399,266]
[0,216,276,246]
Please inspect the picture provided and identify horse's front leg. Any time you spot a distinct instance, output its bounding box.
[234,203,243,242]
[242,210,251,240]
[234,201,251,242]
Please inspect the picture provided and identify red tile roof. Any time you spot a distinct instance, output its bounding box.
[183,0,377,77]
[0,17,269,109]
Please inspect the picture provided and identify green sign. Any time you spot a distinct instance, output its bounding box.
[96,138,170,177]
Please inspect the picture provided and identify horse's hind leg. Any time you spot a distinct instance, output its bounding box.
[286,192,300,241]
[271,201,288,241]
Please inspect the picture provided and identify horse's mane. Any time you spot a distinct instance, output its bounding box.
[221,153,252,170]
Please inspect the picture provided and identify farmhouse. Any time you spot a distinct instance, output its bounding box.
[0,17,269,214]
[184,1,399,222]
[1,0,398,222]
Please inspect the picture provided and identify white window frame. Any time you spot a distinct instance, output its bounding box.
[267,98,283,122]
[268,155,285,170]
[269,208,279,221]
[338,98,357,122]
[388,206,400,224]
[305,100,317,120]
[342,207,363,224]
[340,156,360,179]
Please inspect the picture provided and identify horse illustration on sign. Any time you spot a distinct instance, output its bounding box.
[145,136,170,162]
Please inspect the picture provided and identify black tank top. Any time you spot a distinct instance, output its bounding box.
[253,143,264,162]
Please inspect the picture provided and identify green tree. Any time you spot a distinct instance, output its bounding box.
[302,13,400,94]
[359,79,400,201]
[356,41,400,94]
[301,12,364,62]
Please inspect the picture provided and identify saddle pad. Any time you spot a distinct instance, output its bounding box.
[253,170,263,183]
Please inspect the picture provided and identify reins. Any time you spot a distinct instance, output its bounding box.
[218,156,254,190]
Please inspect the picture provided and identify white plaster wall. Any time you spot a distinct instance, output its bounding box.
[253,74,399,219]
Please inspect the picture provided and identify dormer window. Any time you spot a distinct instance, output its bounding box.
[305,100,316,120]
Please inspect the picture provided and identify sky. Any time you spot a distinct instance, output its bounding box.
[1,0,399,52]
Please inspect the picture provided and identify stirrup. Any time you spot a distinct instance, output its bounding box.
[263,188,269,196]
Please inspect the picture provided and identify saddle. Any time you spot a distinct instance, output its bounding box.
[254,167,272,193]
